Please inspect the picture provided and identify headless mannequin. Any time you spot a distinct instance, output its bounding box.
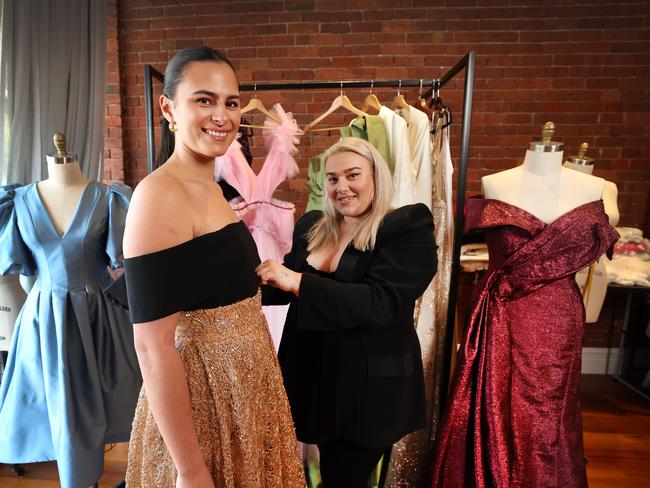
[482,124,610,326]
[482,123,605,223]
[564,143,620,323]
[36,133,89,236]
[2,134,88,359]
[563,143,619,225]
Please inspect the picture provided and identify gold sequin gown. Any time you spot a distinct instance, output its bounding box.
[122,222,305,487]
[384,121,454,487]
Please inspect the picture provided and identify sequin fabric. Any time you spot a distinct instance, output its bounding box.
[430,198,619,488]
[385,122,454,487]
[125,291,306,487]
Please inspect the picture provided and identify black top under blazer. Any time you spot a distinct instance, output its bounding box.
[263,203,437,448]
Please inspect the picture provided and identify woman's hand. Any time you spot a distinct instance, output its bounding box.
[256,259,302,296]
[176,465,215,488]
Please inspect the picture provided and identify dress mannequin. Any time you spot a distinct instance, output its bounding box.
[482,122,605,223]
[430,124,619,488]
[36,133,89,235]
[564,143,619,224]
[0,132,141,488]
[564,143,620,323]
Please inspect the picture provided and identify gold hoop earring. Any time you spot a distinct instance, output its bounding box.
[168,121,177,133]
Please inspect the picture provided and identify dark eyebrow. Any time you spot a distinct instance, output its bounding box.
[325,167,362,176]
[191,90,217,97]
[191,90,240,101]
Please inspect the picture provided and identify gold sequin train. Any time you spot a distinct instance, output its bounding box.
[125,291,305,487]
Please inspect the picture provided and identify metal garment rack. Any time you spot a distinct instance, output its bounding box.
[143,51,475,412]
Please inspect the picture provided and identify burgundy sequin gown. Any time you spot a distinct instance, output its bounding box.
[430,198,619,488]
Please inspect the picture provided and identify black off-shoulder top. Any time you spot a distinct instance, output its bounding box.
[123,221,261,323]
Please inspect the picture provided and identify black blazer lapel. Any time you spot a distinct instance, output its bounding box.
[335,246,363,282]
[295,245,310,271]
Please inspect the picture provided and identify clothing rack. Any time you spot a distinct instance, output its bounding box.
[143,51,475,413]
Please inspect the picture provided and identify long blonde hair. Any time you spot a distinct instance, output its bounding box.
[307,137,394,253]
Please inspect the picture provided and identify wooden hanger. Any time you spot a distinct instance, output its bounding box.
[240,85,282,129]
[360,82,383,113]
[390,80,410,110]
[415,79,435,118]
[415,98,434,119]
[303,86,368,133]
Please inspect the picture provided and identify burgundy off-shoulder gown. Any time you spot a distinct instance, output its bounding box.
[430,198,619,488]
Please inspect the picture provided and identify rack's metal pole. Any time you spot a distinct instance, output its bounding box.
[239,79,435,91]
[439,51,475,412]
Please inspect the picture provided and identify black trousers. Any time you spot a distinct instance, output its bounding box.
[318,438,388,488]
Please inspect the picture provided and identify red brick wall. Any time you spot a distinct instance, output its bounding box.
[112,0,650,229]
[103,0,126,184]
[110,0,650,347]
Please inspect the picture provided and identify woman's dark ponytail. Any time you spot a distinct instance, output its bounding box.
[156,118,176,168]
[155,46,236,167]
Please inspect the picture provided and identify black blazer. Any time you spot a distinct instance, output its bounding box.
[263,203,437,448]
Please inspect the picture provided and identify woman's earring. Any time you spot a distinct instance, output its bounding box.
[169,121,177,133]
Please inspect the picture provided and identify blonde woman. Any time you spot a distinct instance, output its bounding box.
[257,137,437,488]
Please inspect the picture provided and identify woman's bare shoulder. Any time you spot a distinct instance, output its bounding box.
[124,172,194,258]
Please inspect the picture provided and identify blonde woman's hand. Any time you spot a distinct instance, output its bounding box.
[176,466,215,488]
[256,259,302,296]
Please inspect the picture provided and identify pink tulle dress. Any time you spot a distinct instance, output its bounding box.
[215,104,302,349]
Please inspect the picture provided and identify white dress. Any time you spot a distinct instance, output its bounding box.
[395,106,432,210]
[379,106,416,208]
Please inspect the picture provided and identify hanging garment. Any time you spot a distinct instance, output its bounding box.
[215,104,301,349]
[123,223,305,488]
[339,114,394,174]
[306,114,392,212]
[379,106,416,208]
[394,106,432,210]
[385,121,454,487]
[218,118,254,201]
[430,198,619,488]
[0,182,142,488]
[306,150,327,212]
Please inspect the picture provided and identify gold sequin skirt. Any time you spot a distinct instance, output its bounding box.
[125,291,305,487]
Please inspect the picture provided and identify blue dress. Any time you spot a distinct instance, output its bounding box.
[0,181,142,488]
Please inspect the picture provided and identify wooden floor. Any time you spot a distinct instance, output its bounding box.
[580,374,650,487]
[0,441,127,487]
[0,374,648,487]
